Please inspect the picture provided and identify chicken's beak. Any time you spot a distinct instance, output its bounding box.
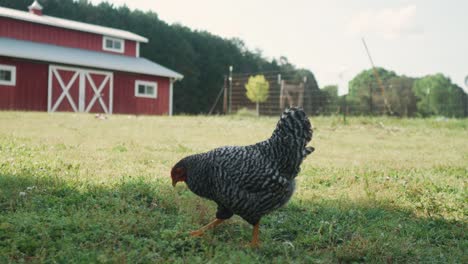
[172,178,177,187]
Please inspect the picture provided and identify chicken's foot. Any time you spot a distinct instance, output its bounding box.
[190,218,225,237]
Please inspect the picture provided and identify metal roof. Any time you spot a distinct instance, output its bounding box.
[0,6,148,43]
[0,37,183,80]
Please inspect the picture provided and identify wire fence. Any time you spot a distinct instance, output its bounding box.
[226,71,328,116]
[210,70,468,118]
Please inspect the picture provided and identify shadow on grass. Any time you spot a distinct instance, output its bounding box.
[0,173,465,263]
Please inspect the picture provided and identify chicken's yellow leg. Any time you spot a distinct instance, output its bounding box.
[190,218,225,237]
[250,222,260,247]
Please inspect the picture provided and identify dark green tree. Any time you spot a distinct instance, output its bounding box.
[386,76,418,117]
[321,85,340,114]
[413,74,466,117]
[348,68,397,114]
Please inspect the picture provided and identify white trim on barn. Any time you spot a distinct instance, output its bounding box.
[48,65,113,114]
[78,71,85,111]
[0,64,16,86]
[169,78,174,116]
[47,66,52,111]
[135,80,158,99]
[102,36,125,53]
[136,42,140,57]
[109,74,114,114]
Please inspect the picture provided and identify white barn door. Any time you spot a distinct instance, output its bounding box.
[48,65,113,114]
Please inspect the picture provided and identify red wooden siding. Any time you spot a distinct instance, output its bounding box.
[0,56,48,111]
[113,73,170,115]
[0,17,137,57]
[125,40,137,57]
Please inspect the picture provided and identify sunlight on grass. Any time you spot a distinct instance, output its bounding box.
[0,112,466,263]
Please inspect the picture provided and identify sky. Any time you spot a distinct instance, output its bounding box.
[90,0,468,93]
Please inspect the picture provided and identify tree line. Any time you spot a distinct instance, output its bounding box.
[322,68,467,117]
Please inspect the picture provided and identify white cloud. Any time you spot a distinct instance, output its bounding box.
[347,5,422,39]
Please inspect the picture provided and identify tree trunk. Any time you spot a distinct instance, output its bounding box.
[256,102,260,116]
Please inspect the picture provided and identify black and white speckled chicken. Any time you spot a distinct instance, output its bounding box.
[170,107,314,246]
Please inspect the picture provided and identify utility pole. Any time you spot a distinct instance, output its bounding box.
[362,38,392,115]
[228,65,233,114]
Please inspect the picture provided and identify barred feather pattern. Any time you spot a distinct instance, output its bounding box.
[174,107,313,225]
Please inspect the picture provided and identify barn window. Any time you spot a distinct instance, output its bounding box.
[0,64,16,86]
[135,80,157,98]
[103,36,124,53]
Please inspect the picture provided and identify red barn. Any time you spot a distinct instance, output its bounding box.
[0,1,183,115]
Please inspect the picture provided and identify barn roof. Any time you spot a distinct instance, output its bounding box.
[0,37,183,79]
[0,6,148,43]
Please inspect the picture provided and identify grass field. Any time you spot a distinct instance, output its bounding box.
[0,112,466,263]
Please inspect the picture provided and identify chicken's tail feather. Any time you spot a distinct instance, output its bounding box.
[269,107,314,178]
[275,107,313,144]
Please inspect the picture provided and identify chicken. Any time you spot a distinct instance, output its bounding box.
[171,107,314,246]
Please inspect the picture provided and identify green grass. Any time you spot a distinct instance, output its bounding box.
[0,112,466,263]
